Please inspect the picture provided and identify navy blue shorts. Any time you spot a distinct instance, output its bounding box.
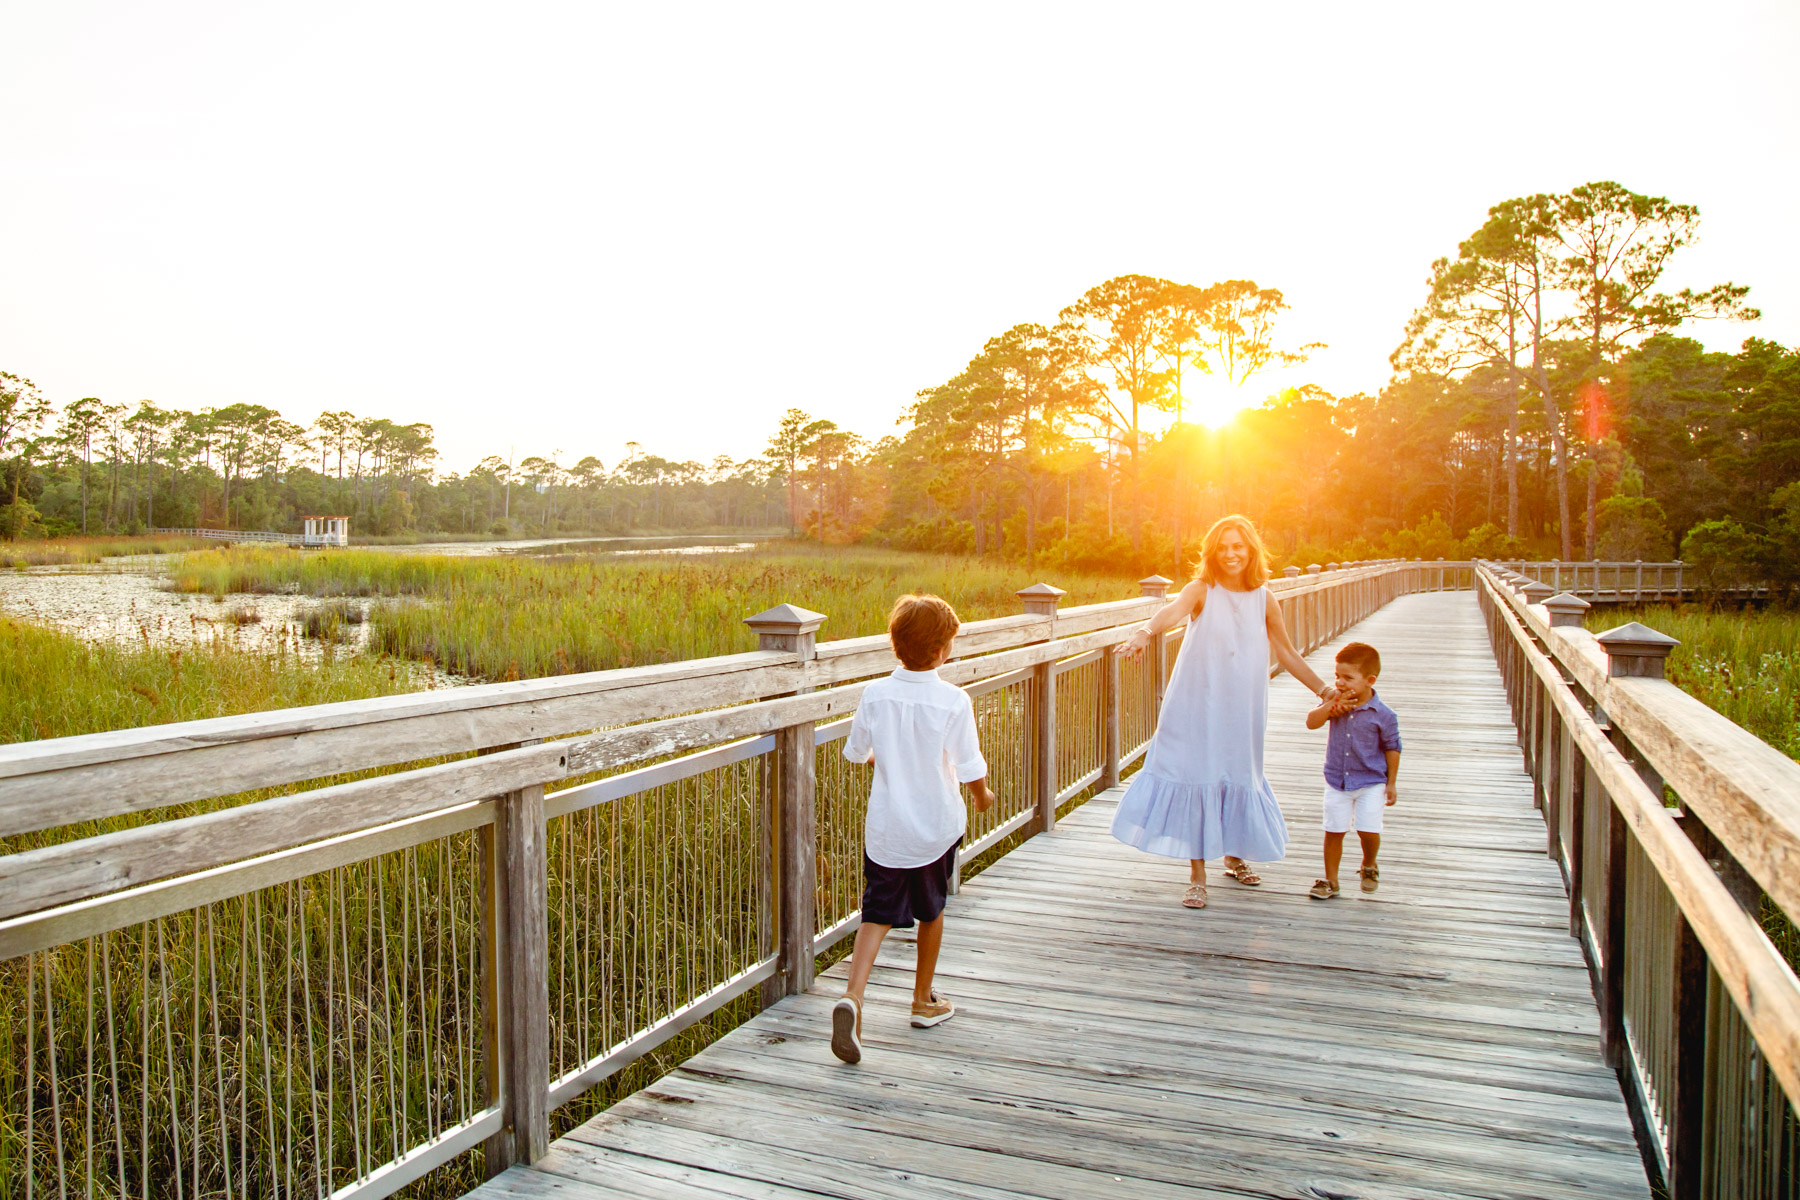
[861,840,960,929]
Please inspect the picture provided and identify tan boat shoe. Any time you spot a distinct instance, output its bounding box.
[910,991,955,1028]
[1308,879,1340,900]
[1360,865,1380,893]
[831,996,862,1063]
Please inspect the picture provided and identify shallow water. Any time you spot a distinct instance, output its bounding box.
[0,568,469,687]
[0,534,759,686]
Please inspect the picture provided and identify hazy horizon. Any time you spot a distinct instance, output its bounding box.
[3,1,1794,474]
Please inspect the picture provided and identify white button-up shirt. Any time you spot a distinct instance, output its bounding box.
[843,667,989,868]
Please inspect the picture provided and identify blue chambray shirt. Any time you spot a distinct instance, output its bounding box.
[1323,689,1402,790]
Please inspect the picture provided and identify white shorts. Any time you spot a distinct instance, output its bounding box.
[1322,783,1388,834]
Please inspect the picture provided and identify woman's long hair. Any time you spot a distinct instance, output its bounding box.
[1193,514,1272,589]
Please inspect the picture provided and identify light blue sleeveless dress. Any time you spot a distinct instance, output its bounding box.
[1110,583,1288,862]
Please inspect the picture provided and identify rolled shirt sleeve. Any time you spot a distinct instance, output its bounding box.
[948,696,989,783]
[1379,707,1402,753]
[843,705,874,763]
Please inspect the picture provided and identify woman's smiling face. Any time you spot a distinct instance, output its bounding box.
[1214,528,1249,581]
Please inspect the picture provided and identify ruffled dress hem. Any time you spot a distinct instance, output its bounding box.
[1110,769,1288,863]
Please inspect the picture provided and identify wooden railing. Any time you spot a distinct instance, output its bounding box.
[1495,558,1773,603]
[1478,563,1800,1199]
[0,560,1457,1199]
[150,525,305,546]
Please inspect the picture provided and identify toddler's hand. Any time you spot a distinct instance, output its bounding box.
[1123,629,1153,661]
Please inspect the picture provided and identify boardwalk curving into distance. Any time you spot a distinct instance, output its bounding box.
[473,591,1649,1200]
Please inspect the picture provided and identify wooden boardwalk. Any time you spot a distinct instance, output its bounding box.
[473,592,1651,1200]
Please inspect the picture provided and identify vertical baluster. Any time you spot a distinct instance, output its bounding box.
[1101,643,1122,789]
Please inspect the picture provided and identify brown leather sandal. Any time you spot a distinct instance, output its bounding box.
[1182,883,1208,909]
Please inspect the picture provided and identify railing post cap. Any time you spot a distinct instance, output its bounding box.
[1137,574,1173,599]
[1306,563,1322,574]
[1595,622,1680,678]
[743,603,827,638]
[1018,581,1068,615]
[1283,565,1301,578]
[1326,562,1339,570]
[1543,592,1591,627]
[1521,580,1554,604]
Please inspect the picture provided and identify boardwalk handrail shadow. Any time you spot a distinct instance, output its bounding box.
[0,558,1463,1199]
[1479,563,1800,1199]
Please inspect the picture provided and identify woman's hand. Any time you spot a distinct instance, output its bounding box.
[1123,628,1154,661]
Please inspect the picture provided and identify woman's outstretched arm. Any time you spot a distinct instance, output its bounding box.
[1267,596,1333,697]
[1122,579,1204,659]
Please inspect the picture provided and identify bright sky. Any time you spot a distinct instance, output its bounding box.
[2,3,1795,474]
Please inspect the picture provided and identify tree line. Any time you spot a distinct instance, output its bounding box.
[5,178,1794,580]
[0,391,786,540]
[761,180,1797,587]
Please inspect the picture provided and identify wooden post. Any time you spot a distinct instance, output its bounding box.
[481,746,551,1174]
[744,604,826,999]
[1139,576,1171,715]
[1592,624,1679,1072]
[1019,583,1067,834]
[1101,644,1122,789]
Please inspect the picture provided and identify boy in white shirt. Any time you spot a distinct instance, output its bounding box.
[831,594,996,1064]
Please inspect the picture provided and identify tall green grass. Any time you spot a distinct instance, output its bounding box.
[164,544,1145,680]
[0,616,417,750]
[1586,606,1800,762]
[0,534,214,568]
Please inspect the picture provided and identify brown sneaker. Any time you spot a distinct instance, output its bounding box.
[1308,879,1340,900]
[910,991,955,1028]
[1360,866,1380,893]
[831,996,862,1063]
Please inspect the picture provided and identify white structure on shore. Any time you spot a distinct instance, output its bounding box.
[302,516,350,548]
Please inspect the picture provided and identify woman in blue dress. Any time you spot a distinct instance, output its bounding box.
[1112,515,1337,908]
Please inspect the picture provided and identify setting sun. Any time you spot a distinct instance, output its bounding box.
[1180,374,1260,428]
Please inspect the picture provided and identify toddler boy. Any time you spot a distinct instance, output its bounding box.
[1305,642,1401,899]
[831,594,996,1064]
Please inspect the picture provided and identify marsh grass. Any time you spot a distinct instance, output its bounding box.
[164,544,1144,681]
[0,616,415,758]
[0,535,214,568]
[1586,605,1800,762]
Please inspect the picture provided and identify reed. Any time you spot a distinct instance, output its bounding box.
[164,544,1144,681]
[0,534,215,569]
